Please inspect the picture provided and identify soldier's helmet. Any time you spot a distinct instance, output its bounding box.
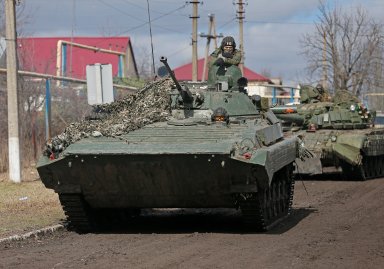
[221,36,236,49]
[315,83,324,94]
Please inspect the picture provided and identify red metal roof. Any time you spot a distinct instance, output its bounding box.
[17,37,132,79]
[173,58,271,82]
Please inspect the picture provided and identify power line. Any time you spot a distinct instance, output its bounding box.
[167,35,206,58]
[217,17,236,31]
[53,3,189,59]
[115,3,189,36]
[118,0,189,18]
[151,24,185,34]
[94,0,146,23]
[117,0,147,10]
[247,20,314,25]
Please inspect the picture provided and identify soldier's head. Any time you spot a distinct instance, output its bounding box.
[316,83,324,94]
[221,36,236,57]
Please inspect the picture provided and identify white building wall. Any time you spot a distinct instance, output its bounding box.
[246,81,300,105]
[247,83,268,96]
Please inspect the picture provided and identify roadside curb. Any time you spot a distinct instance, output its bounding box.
[0,224,65,244]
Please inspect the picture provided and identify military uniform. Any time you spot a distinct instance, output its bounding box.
[207,36,243,88]
[209,47,242,67]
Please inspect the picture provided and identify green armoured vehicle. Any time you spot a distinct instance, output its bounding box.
[272,84,384,180]
[37,57,301,232]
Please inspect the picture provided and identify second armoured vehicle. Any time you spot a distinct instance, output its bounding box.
[37,57,303,232]
[272,84,384,180]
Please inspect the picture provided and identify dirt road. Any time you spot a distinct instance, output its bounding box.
[1,176,384,269]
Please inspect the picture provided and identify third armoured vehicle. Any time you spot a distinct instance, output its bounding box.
[37,56,302,232]
[272,84,384,180]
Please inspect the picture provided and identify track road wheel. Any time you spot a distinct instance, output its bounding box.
[340,160,366,181]
[362,155,384,180]
[59,194,96,233]
[240,164,295,232]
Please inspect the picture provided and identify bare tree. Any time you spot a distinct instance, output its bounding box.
[301,1,384,97]
[135,46,155,79]
[0,1,31,37]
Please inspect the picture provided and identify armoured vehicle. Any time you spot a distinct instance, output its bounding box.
[272,84,384,180]
[37,56,301,232]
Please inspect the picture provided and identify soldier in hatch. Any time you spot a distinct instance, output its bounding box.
[315,84,331,102]
[209,36,242,67]
[300,84,330,103]
[208,36,243,89]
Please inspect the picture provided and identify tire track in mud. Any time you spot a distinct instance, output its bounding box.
[1,179,384,269]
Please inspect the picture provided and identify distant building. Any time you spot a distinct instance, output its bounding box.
[173,58,271,84]
[173,58,275,99]
[13,36,139,79]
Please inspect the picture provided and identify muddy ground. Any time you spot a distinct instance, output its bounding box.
[1,174,384,269]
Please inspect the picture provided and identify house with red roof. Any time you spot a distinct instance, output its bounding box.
[172,58,294,103]
[173,58,271,83]
[16,37,138,80]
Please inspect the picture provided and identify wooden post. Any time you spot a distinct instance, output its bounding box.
[236,0,245,74]
[5,0,21,182]
[201,14,214,82]
[200,15,223,82]
[190,1,200,81]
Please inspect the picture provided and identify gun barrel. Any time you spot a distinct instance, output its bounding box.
[160,56,183,93]
[271,106,305,125]
[271,106,298,114]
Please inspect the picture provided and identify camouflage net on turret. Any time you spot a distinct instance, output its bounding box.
[45,78,174,157]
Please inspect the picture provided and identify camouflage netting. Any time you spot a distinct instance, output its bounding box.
[45,77,174,157]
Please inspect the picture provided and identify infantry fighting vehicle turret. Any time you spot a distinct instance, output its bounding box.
[37,56,302,232]
[272,84,384,180]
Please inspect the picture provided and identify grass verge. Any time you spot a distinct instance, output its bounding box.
[0,178,65,238]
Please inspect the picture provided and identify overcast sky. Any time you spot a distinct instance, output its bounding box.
[19,0,384,85]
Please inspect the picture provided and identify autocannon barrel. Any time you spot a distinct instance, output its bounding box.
[160,56,193,103]
[160,56,183,93]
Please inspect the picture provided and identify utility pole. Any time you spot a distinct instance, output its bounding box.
[212,16,219,49]
[236,0,245,74]
[190,1,200,81]
[146,0,156,77]
[5,0,21,183]
[200,14,223,82]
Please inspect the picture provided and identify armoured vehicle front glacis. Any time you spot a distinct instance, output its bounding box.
[37,57,301,232]
[272,85,384,180]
